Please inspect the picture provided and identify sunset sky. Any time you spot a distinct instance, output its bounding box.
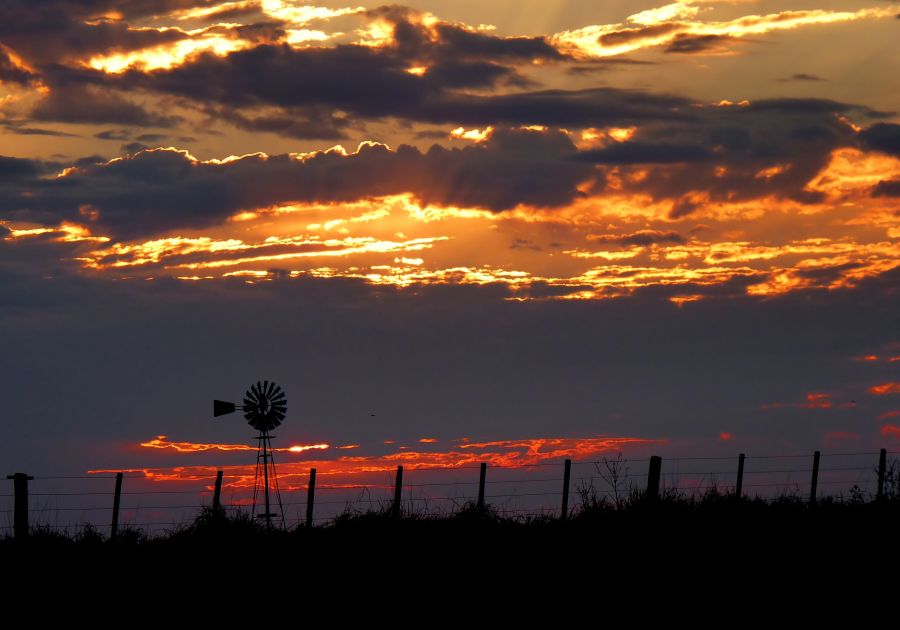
[1,0,899,493]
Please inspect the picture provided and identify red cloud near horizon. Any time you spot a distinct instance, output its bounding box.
[90,434,664,491]
[869,382,900,396]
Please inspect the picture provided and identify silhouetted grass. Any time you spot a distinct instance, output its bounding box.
[4,486,900,549]
[4,469,900,588]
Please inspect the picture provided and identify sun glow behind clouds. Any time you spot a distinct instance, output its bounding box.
[554,5,897,58]
[60,145,900,300]
[86,33,251,73]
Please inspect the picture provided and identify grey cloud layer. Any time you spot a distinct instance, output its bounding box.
[0,127,593,239]
[4,116,898,238]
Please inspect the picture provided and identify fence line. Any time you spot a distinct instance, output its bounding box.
[3,448,896,539]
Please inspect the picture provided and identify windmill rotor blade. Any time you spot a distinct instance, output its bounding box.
[230,380,289,432]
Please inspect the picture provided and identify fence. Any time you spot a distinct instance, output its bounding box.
[2,449,897,539]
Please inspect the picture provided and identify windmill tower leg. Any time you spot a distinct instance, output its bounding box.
[253,430,284,528]
[267,437,286,528]
[262,430,271,528]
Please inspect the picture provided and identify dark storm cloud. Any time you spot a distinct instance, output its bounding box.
[3,96,894,236]
[0,119,79,137]
[859,122,900,157]
[577,100,890,215]
[95,129,133,140]
[4,127,76,137]
[424,60,532,89]
[669,197,701,219]
[578,141,713,164]
[0,127,593,239]
[589,230,685,246]
[31,84,182,127]
[598,23,681,47]
[207,105,359,140]
[872,180,900,197]
[780,73,826,82]
[131,44,434,112]
[184,3,266,23]
[664,34,737,54]
[429,23,565,63]
[369,5,565,63]
[71,27,886,140]
[565,58,657,75]
[206,20,287,44]
[0,5,189,66]
[0,46,38,86]
[1,1,567,129]
[88,42,690,130]
[0,0,213,22]
[0,155,44,181]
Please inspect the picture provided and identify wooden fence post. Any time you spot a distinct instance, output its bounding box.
[647,456,662,501]
[392,465,403,519]
[561,459,571,520]
[306,468,317,527]
[877,448,887,502]
[810,450,821,506]
[110,472,123,540]
[735,453,745,499]
[6,473,33,541]
[212,470,223,512]
[477,463,487,510]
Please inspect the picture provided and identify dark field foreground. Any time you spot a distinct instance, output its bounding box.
[4,491,899,582]
[2,497,897,622]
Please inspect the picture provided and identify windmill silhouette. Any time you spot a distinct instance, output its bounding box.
[214,381,287,528]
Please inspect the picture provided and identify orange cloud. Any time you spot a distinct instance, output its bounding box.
[102,434,662,491]
[86,30,252,73]
[6,222,109,244]
[869,382,900,396]
[880,425,900,438]
[554,6,897,59]
[140,435,329,453]
[762,392,835,410]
